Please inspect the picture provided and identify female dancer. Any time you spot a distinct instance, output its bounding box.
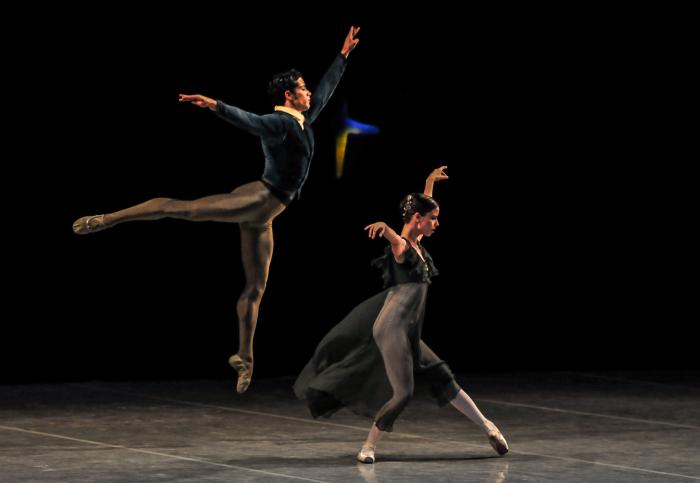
[294,166,508,463]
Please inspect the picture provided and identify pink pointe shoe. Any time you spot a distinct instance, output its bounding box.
[356,443,376,464]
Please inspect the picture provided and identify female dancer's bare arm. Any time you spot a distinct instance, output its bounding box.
[423,165,448,198]
[419,166,448,242]
[364,221,407,262]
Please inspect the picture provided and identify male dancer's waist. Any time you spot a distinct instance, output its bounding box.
[261,178,294,205]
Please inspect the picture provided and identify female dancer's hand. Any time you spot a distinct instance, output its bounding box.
[364,222,388,239]
[428,166,448,183]
[424,166,448,197]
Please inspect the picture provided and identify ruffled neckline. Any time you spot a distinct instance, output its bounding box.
[403,239,439,282]
[370,238,439,288]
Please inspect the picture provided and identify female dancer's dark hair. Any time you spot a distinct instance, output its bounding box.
[399,192,439,222]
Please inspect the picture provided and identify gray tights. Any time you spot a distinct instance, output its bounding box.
[101,181,287,361]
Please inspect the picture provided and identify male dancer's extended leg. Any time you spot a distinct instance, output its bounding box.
[73,181,284,233]
[229,220,274,393]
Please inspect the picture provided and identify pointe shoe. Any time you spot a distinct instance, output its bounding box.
[228,354,253,394]
[73,214,107,235]
[485,421,509,456]
[356,443,376,464]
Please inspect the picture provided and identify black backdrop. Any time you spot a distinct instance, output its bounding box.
[7,7,696,383]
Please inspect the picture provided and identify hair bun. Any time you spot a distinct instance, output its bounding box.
[400,194,416,219]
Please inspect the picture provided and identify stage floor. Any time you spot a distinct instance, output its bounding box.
[1,371,698,482]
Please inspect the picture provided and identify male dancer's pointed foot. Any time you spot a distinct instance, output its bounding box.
[485,421,509,456]
[228,354,253,394]
[73,215,108,235]
[356,443,376,464]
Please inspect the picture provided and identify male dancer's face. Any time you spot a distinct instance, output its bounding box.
[287,78,312,112]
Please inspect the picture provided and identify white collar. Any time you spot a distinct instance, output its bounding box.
[274,106,305,129]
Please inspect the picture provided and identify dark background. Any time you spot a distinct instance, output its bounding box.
[7,8,696,383]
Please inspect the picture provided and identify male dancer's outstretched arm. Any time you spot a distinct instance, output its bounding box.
[306,26,360,123]
[177,94,287,139]
[179,26,359,133]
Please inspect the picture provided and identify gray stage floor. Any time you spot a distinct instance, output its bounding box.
[1,371,698,482]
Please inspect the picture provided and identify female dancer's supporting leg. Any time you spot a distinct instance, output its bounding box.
[357,288,416,464]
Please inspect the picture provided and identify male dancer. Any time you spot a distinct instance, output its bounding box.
[73,26,361,393]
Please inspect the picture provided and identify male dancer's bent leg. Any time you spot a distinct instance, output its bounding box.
[74,181,287,394]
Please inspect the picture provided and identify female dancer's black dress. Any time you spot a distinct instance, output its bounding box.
[294,240,461,431]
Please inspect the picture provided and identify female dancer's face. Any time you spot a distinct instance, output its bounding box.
[418,207,440,237]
